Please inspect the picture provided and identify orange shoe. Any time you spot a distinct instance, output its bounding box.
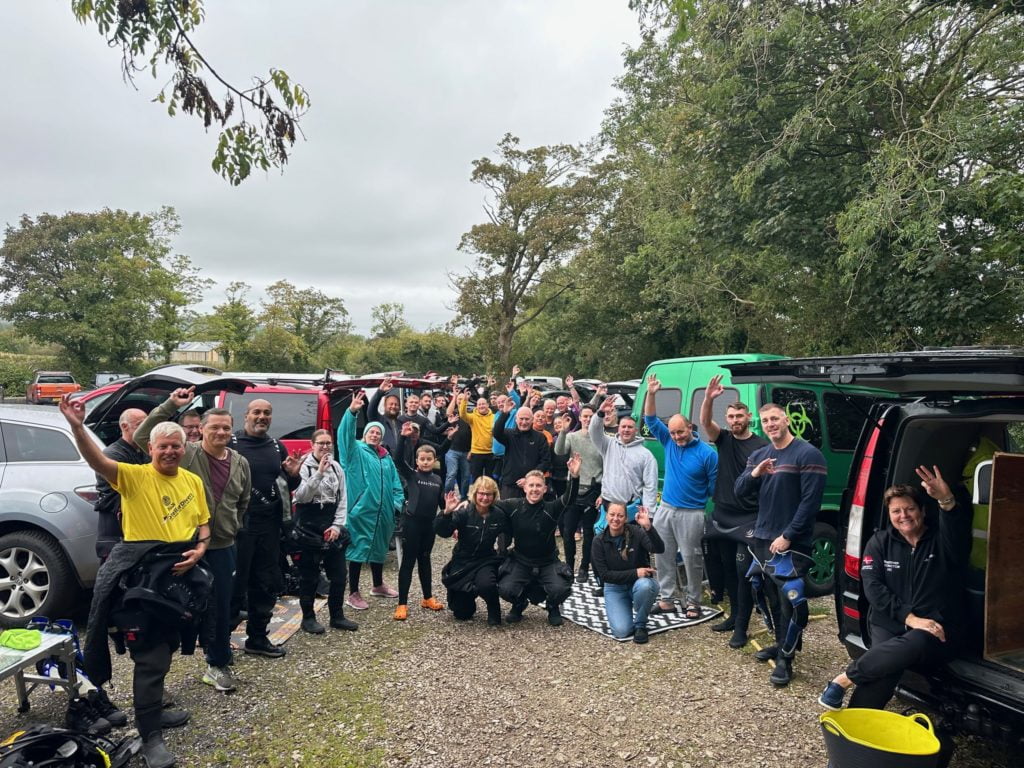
[421,597,444,611]
[393,605,408,621]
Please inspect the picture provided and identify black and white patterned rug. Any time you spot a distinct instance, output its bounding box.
[561,579,723,641]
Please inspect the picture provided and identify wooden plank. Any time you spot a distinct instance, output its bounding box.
[985,452,1024,669]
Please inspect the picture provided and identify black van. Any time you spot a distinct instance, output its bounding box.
[728,349,1024,747]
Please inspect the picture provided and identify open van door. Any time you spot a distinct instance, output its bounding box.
[724,348,1024,393]
[85,365,252,445]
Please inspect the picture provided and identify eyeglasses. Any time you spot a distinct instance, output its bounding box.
[476,491,496,498]
[314,441,333,447]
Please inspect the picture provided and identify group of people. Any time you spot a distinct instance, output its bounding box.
[59,365,973,767]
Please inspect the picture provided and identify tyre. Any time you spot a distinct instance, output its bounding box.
[0,530,76,628]
[805,520,837,598]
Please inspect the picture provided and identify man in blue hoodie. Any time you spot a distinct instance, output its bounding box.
[643,375,718,619]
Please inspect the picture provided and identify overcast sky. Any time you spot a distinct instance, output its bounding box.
[0,1,640,334]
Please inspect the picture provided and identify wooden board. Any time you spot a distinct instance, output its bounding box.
[984,452,1024,670]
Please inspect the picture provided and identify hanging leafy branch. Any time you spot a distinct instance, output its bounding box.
[71,0,309,185]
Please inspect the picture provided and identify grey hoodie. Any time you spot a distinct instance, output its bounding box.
[589,414,658,509]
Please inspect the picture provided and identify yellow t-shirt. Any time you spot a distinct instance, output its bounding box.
[112,463,210,543]
[459,400,495,455]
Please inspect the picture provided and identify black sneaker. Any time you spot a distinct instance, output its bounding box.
[711,617,736,633]
[487,611,502,626]
[142,732,176,768]
[301,617,326,634]
[769,657,792,687]
[329,616,359,631]
[754,644,778,663]
[506,602,525,624]
[728,632,748,649]
[65,697,111,736]
[575,567,588,584]
[593,586,604,597]
[547,605,564,627]
[244,639,287,658]
[633,626,649,644]
[160,708,190,729]
[88,687,127,728]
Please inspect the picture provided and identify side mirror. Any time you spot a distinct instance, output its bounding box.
[973,459,992,505]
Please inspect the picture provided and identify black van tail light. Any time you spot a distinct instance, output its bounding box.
[845,419,884,581]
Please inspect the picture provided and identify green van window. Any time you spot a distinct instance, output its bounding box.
[690,387,741,431]
[824,392,875,451]
[770,387,823,449]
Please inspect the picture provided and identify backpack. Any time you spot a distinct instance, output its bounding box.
[0,725,140,768]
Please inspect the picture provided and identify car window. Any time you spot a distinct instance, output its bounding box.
[691,387,741,429]
[640,387,682,438]
[1,422,80,462]
[824,392,876,452]
[37,375,75,384]
[770,387,823,449]
[223,392,318,441]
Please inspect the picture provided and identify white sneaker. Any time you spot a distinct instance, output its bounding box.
[202,664,236,692]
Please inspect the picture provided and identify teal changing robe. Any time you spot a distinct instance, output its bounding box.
[337,409,404,564]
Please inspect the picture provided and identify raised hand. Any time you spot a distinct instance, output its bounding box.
[318,453,332,474]
[635,505,651,530]
[706,374,725,401]
[59,394,86,428]
[916,465,952,501]
[170,386,196,408]
[443,490,461,514]
[379,377,393,393]
[350,390,366,412]
[647,374,661,394]
[567,452,582,477]
[511,364,521,378]
[282,452,301,476]
[751,457,776,478]
[596,383,607,397]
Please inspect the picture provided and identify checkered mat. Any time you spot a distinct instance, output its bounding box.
[231,596,325,649]
[560,580,722,641]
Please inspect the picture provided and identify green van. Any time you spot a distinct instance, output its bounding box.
[632,354,892,597]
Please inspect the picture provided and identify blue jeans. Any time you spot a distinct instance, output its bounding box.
[445,449,471,498]
[603,577,659,638]
[202,545,237,668]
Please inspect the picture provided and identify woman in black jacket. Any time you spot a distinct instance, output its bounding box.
[434,476,510,625]
[592,503,664,644]
[818,465,971,710]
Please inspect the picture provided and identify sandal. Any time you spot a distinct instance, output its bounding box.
[685,603,701,620]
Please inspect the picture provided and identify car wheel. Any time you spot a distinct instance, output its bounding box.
[805,521,837,598]
[0,530,75,628]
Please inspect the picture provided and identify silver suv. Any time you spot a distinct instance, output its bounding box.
[0,405,103,628]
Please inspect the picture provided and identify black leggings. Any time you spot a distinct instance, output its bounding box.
[704,529,755,635]
[560,501,599,572]
[448,564,501,620]
[398,516,436,604]
[349,561,384,593]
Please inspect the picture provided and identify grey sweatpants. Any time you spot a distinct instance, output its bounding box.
[654,503,705,605]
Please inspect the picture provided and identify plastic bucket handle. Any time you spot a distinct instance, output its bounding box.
[909,713,934,734]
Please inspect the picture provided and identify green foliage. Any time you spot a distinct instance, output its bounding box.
[370,302,411,339]
[258,280,350,367]
[71,0,309,185]
[345,329,482,375]
[545,0,1024,361]
[191,281,258,367]
[0,207,205,372]
[452,134,598,372]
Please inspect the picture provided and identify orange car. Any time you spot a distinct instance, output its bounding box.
[26,370,82,404]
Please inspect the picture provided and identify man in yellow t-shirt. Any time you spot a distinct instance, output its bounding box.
[61,395,209,768]
[457,390,495,481]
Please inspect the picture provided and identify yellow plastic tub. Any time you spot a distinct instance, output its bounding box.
[819,708,940,768]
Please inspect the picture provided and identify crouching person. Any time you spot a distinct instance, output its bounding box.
[591,503,663,644]
[62,395,210,768]
[819,467,971,712]
[434,479,510,625]
[497,455,582,626]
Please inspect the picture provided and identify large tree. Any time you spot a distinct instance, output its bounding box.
[576,0,1024,358]
[0,207,202,370]
[259,280,351,368]
[71,0,309,185]
[451,134,598,372]
[193,281,258,367]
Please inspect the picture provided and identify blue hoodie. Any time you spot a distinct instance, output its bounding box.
[644,415,717,509]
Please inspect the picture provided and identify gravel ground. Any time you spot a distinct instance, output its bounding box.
[1,539,1014,767]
